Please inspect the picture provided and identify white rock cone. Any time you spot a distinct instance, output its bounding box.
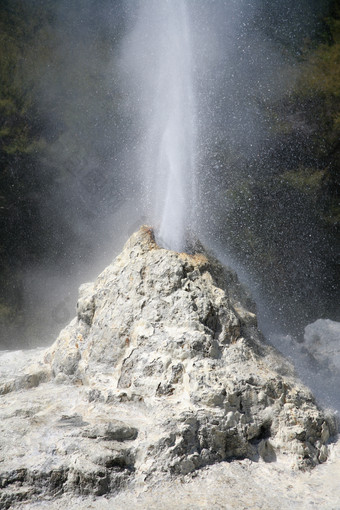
[0,227,337,507]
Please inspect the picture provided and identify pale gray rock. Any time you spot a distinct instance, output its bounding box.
[0,227,338,508]
[15,440,340,510]
[0,348,50,395]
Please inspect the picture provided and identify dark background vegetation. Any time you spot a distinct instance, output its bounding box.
[0,0,339,348]
[199,0,340,335]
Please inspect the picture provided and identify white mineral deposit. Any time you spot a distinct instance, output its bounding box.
[0,228,339,509]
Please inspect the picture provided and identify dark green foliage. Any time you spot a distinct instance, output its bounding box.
[209,1,340,332]
[0,1,54,330]
[0,0,129,347]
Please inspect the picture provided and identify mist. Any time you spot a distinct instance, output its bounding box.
[1,0,338,409]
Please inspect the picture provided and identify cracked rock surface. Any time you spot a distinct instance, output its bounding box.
[0,227,338,508]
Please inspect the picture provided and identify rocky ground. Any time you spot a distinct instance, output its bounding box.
[0,227,339,509]
[15,440,340,509]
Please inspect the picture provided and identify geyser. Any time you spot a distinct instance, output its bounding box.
[122,0,196,252]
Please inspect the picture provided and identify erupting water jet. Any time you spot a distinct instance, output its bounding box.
[123,0,197,252]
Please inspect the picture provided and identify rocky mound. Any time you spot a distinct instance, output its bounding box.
[0,227,337,507]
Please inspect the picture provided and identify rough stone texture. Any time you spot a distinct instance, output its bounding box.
[0,227,338,508]
[12,441,340,510]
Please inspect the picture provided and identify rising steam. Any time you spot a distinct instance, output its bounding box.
[121,0,196,251]
[3,0,338,413]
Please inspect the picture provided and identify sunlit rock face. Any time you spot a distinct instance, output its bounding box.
[0,227,337,507]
